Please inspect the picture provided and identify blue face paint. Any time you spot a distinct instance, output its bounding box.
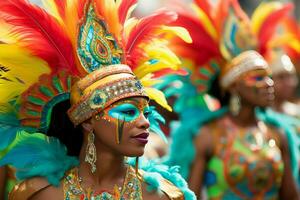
[108,103,141,122]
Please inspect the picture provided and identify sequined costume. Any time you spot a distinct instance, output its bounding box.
[204,117,284,199]
[0,0,195,199]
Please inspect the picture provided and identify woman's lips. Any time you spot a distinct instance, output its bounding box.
[131,132,149,144]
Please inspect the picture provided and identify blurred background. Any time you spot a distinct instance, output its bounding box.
[30,0,300,20]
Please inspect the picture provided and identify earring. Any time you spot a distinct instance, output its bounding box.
[85,131,97,173]
[95,114,100,121]
[229,93,241,116]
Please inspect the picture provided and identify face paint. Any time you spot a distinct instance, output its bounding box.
[242,70,272,88]
[100,99,150,144]
[116,116,125,144]
[103,99,150,123]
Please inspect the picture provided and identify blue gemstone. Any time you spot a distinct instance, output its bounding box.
[93,96,103,104]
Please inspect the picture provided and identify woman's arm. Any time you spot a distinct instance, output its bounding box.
[278,132,300,200]
[188,126,213,199]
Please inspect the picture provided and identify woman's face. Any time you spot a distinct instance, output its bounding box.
[233,69,274,107]
[91,97,150,157]
[273,72,298,102]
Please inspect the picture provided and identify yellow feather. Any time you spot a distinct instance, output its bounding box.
[159,26,192,43]
[0,21,19,44]
[0,44,50,103]
[134,59,179,79]
[144,87,172,111]
[140,75,163,87]
[42,0,64,25]
[145,44,181,65]
[251,2,283,34]
[191,3,218,41]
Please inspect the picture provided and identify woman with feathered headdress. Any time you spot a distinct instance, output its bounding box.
[162,0,300,199]
[0,0,196,199]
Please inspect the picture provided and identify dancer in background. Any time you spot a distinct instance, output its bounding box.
[0,0,195,199]
[163,0,299,199]
[270,50,300,117]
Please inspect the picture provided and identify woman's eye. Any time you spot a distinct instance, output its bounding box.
[255,77,264,81]
[121,110,136,116]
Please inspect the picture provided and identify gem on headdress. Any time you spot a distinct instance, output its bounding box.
[89,89,107,109]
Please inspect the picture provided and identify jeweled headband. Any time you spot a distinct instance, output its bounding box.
[220,50,269,88]
[68,64,148,125]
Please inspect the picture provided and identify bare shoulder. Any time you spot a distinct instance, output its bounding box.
[9,177,62,200]
[194,119,220,157]
[30,183,63,200]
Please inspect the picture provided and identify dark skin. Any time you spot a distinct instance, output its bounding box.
[0,166,6,199]
[273,72,299,112]
[189,69,299,199]
[30,97,168,200]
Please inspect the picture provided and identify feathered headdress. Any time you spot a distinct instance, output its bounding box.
[0,0,191,184]
[269,15,300,73]
[167,0,293,92]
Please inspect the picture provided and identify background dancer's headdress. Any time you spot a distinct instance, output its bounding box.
[270,16,300,75]
[161,0,296,179]
[0,0,191,184]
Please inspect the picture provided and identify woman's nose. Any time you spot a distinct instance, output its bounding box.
[264,76,274,88]
[137,114,150,129]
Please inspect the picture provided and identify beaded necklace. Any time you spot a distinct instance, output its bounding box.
[63,166,143,200]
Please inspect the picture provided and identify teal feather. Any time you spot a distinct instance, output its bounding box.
[0,103,21,152]
[164,107,227,179]
[0,131,79,186]
[148,106,168,143]
[127,157,196,200]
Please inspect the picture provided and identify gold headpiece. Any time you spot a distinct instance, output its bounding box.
[220,50,269,88]
[68,65,147,125]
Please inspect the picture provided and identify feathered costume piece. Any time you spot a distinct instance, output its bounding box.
[270,16,300,72]
[162,0,300,181]
[0,0,192,187]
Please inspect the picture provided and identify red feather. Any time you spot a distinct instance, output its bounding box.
[153,68,188,78]
[170,14,221,66]
[118,0,137,25]
[125,10,177,68]
[0,0,78,74]
[258,3,293,55]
